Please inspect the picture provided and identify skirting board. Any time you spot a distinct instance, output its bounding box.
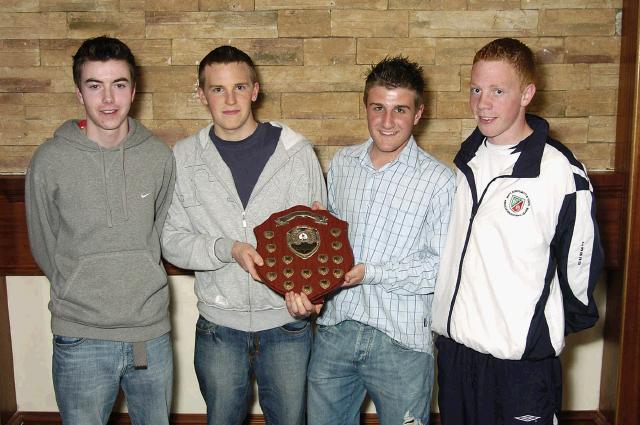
[6,411,610,425]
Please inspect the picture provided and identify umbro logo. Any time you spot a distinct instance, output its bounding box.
[514,415,541,422]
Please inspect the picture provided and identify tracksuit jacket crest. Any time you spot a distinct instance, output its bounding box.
[161,122,326,332]
[432,114,604,360]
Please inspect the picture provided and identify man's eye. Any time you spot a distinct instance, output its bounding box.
[471,88,480,94]
[495,89,504,95]
[395,107,406,113]
[236,85,246,90]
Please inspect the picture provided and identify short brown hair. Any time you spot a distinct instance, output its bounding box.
[473,38,535,87]
[73,36,137,88]
[363,56,425,108]
[198,45,257,88]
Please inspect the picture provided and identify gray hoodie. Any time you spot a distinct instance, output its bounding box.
[26,118,176,342]
[162,122,327,331]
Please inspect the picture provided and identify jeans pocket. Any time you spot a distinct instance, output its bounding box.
[53,335,86,347]
[315,323,335,335]
[195,315,218,335]
[280,320,310,334]
[390,337,414,352]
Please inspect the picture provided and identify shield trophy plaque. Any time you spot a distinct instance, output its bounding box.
[254,205,354,303]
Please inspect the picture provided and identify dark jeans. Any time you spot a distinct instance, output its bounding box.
[194,315,311,425]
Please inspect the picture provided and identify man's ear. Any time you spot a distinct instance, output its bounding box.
[75,86,85,106]
[251,81,259,102]
[521,83,536,107]
[413,103,425,125]
[197,87,208,105]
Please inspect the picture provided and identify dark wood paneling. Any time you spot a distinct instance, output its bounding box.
[11,411,608,425]
[613,0,640,415]
[600,0,640,423]
[4,412,20,425]
[614,0,639,174]
[0,277,17,425]
[0,177,37,276]
[0,173,624,276]
[617,181,640,425]
[591,172,625,270]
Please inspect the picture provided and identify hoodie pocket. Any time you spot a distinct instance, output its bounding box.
[194,264,250,311]
[56,250,168,328]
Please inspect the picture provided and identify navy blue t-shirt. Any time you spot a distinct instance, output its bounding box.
[210,122,282,208]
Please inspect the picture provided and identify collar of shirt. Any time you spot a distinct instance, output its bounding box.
[348,136,421,171]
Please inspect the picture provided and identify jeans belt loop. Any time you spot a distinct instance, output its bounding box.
[133,341,148,370]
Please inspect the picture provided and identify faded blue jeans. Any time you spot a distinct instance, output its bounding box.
[194,315,311,425]
[52,333,173,425]
[308,320,434,425]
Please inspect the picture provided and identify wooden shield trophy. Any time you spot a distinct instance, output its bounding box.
[253,205,354,303]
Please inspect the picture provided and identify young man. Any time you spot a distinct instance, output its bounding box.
[25,36,176,425]
[432,38,604,425]
[287,56,455,425]
[161,45,326,425]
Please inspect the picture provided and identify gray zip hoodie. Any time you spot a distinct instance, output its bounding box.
[162,122,327,331]
[26,118,176,342]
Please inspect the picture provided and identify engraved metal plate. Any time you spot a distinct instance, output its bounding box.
[287,226,320,259]
[254,205,354,303]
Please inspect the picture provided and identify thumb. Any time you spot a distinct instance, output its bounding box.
[311,201,326,211]
[344,268,355,281]
[249,250,264,266]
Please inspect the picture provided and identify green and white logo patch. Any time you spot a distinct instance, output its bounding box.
[504,190,530,216]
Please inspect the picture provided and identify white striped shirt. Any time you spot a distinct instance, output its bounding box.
[317,136,455,353]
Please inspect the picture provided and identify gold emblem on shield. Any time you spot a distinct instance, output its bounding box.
[287,225,320,259]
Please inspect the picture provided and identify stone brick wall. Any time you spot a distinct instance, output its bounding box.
[0,0,621,173]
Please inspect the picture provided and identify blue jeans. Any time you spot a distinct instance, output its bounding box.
[52,333,173,425]
[308,320,434,425]
[194,315,311,425]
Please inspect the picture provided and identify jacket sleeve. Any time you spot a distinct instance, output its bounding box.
[286,144,327,207]
[161,180,233,271]
[362,171,455,295]
[25,155,59,278]
[160,142,233,271]
[154,150,176,237]
[554,163,604,334]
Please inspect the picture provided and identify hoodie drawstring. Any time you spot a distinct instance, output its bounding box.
[99,145,114,228]
[99,143,129,228]
[120,142,128,221]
